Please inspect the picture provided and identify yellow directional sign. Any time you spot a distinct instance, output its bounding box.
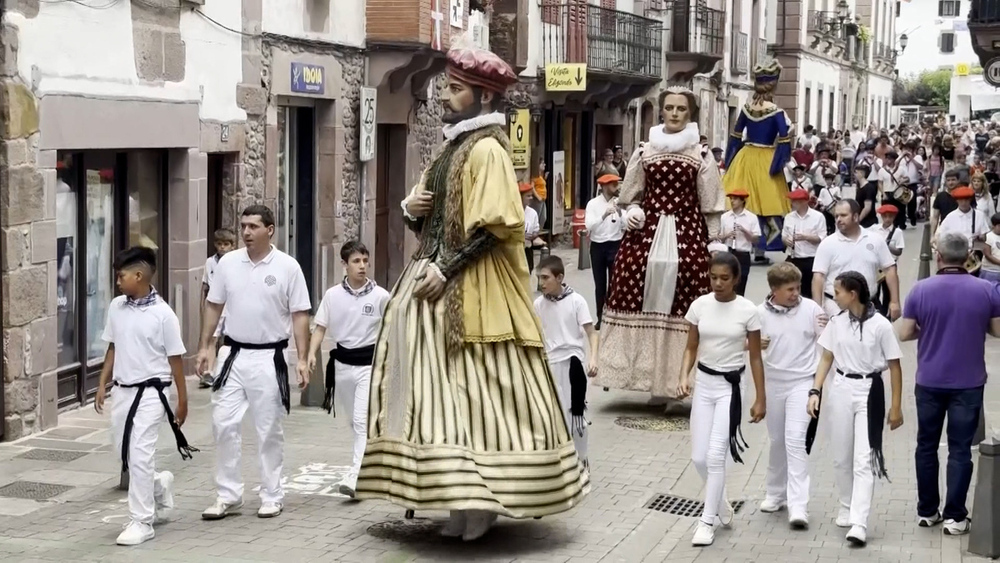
[545,63,587,91]
[510,109,530,170]
[956,62,971,76]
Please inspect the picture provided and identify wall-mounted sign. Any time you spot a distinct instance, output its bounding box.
[985,57,1000,88]
[360,87,377,162]
[450,0,464,29]
[956,63,971,76]
[291,62,325,95]
[509,109,530,170]
[545,64,587,91]
[551,151,566,235]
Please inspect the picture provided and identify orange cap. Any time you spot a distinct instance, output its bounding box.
[787,189,810,201]
[877,204,899,215]
[951,186,975,199]
[519,182,533,193]
[597,174,621,185]
[728,188,750,198]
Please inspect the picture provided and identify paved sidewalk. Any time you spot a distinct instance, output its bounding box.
[0,228,997,562]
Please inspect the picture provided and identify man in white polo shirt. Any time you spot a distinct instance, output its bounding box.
[936,185,989,251]
[812,199,900,319]
[196,204,312,520]
[719,188,761,296]
[585,173,625,328]
[782,189,827,300]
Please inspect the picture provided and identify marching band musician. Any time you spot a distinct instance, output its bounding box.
[782,189,827,299]
[585,173,625,329]
[791,164,813,193]
[936,185,989,253]
[867,204,905,317]
[720,189,762,296]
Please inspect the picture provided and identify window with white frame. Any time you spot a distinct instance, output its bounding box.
[939,1,961,17]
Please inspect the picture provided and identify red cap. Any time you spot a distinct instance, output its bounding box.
[727,188,750,198]
[446,47,518,94]
[518,182,533,193]
[951,186,975,199]
[787,189,810,201]
[877,204,899,215]
[597,174,621,185]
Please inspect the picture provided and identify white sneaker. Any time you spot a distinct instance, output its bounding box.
[257,502,283,518]
[943,518,971,535]
[201,498,244,520]
[846,525,867,546]
[153,471,174,523]
[836,508,852,528]
[759,498,786,513]
[462,510,497,541]
[116,520,154,546]
[918,512,944,527]
[718,499,734,528]
[789,512,809,530]
[691,521,715,546]
[440,510,466,538]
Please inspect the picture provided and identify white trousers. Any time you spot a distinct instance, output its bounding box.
[212,347,285,504]
[690,370,740,524]
[826,372,875,528]
[111,384,170,524]
[334,360,370,489]
[764,377,813,516]
[550,358,589,468]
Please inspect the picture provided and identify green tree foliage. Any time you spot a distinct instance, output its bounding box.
[893,69,951,106]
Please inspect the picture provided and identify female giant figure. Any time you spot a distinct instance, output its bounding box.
[594,87,726,413]
[723,60,794,256]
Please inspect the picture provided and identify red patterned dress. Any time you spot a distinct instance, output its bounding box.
[595,124,725,399]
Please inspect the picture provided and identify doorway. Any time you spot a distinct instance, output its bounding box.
[278,105,317,305]
[374,124,408,289]
[207,153,226,238]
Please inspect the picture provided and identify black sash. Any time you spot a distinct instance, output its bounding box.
[323,343,376,415]
[568,356,588,438]
[835,369,889,480]
[115,378,198,471]
[212,337,291,414]
[697,362,749,464]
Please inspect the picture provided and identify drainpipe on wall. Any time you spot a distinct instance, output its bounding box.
[358,56,369,242]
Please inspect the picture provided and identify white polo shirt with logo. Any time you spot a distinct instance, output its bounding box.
[102,295,186,385]
[813,228,896,299]
[720,209,762,253]
[315,280,390,349]
[206,246,311,344]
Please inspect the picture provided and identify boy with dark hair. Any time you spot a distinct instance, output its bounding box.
[95,246,195,546]
[306,240,390,498]
[533,255,598,470]
[199,228,237,388]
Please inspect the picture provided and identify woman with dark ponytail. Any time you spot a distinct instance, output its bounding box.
[806,270,904,548]
[676,251,766,547]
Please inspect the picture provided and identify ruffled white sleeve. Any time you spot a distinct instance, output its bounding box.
[617,144,646,207]
[698,154,726,240]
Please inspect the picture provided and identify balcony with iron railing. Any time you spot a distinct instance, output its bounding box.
[539,2,662,81]
[968,0,1000,66]
[808,10,838,34]
[970,0,1000,24]
[665,2,724,58]
[732,32,749,75]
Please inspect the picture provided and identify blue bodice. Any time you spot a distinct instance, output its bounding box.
[724,106,792,177]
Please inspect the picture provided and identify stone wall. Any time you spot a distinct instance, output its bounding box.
[0,21,58,440]
[414,76,445,170]
[131,0,186,82]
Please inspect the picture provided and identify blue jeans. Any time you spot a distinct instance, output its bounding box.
[914,384,984,521]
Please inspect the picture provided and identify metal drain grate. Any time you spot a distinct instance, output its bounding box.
[614,416,690,432]
[15,449,89,462]
[0,481,74,500]
[645,494,745,517]
[367,518,441,542]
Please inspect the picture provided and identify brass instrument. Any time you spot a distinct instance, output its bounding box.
[967,239,987,275]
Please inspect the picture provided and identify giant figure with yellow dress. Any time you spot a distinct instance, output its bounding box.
[723,60,794,257]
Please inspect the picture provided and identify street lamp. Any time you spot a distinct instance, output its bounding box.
[837,0,849,21]
[899,33,909,52]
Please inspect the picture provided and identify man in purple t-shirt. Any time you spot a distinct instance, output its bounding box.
[898,232,1000,536]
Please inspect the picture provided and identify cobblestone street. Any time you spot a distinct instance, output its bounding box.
[0,228,998,562]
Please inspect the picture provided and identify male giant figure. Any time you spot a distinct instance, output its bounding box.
[356,43,590,541]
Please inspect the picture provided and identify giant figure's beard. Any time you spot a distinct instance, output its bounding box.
[442,98,484,125]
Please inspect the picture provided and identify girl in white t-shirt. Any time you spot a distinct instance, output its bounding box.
[757,263,827,530]
[807,271,903,548]
[677,252,765,547]
[533,256,598,471]
[981,213,1000,283]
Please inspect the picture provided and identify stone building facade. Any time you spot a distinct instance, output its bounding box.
[0,0,456,440]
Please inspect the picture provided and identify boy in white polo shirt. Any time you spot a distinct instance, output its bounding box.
[306,241,390,498]
[199,228,236,388]
[757,262,827,530]
[533,255,598,470]
[94,246,195,546]
[719,189,762,296]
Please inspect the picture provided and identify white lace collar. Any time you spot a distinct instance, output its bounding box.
[442,112,507,141]
[646,122,700,155]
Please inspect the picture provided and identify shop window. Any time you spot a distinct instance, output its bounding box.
[55,150,167,408]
